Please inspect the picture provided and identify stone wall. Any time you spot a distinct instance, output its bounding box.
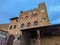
[41,36,60,45]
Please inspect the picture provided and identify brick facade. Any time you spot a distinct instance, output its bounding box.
[1,2,60,45]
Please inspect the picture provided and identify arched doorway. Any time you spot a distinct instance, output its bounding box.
[7,35,15,45]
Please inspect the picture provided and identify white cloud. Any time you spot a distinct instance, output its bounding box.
[49,5,60,12]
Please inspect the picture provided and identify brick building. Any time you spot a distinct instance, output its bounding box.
[0,24,9,45]
[0,24,9,38]
[1,2,60,45]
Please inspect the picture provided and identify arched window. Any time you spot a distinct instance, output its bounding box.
[25,16,29,19]
[31,12,34,17]
[9,26,12,29]
[34,21,38,26]
[31,12,38,18]
[17,35,22,40]
[14,25,16,29]
[21,23,24,28]
[34,13,38,17]
[16,19,18,22]
[27,22,31,27]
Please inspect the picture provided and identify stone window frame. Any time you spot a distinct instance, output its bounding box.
[31,12,35,17]
[34,13,38,17]
[27,22,31,27]
[31,12,38,18]
[14,25,16,29]
[9,26,12,29]
[34,21,38,26]
[21,23,24,28]
[17,35,22,40]
[16,19,18,22]
[25,16,29,20]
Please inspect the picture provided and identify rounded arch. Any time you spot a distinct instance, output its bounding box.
[34,21,38,26]
[21,23,24,28]
[14,25,16,29]
[9,35,15,38]
[9,26,12,29]
[25,16,29,19]
[7,35,15,45]
[27,22,31,27]
[34,13,38,17]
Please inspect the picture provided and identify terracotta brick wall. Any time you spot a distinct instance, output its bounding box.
[19,2,50,30]
[0,24,9,31]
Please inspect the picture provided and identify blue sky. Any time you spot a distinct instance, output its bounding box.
[0,0,60,25]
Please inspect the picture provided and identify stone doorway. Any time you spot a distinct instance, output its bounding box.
[7,35,15,45]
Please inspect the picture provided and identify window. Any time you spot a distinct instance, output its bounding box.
[25,16,29,19]
[43,18,46,20]
[31,12,38,18]
[42,18,46,21]
[17,37,20,40]
[9,26,12,29]
[27,22,31,27]
[16,20,18,22]
[34,13,38,17]
[14,25,16,29]
[34,21,38,26]
[17,35,22,40]
[20,35,22,40]
[21,23,24,28]
[31,12,34,17]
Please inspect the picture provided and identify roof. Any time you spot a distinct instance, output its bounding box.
[10,17,19,20]
[0,24,9,32]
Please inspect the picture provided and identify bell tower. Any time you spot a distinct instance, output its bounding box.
[38,2,50,26]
